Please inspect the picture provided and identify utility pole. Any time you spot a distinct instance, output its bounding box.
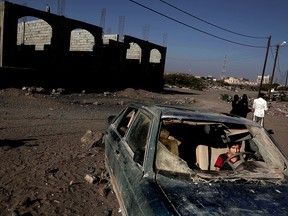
[258,36,271,97]
[268,44,280,99]
[285,70,288,91]
[268,41,286,99]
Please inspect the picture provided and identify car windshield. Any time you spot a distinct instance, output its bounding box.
[155,118,288,185]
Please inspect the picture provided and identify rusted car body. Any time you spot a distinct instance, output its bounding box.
[104,102,288,215]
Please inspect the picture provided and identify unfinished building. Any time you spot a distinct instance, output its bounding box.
[0,1,166,92]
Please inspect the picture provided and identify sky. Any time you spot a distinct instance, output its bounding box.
[8,0,288,84]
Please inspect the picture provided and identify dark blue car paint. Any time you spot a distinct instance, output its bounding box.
[105,135,177,215]
[156,174,288,215]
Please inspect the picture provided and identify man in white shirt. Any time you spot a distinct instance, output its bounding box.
[252,93,268,127]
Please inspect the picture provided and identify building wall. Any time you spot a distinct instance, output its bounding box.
[17,19,52,50]
[224,77,256,86]
[0,1,166,92]
[256,75,271,84]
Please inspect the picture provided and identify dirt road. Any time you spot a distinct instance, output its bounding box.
[0,87,287,216]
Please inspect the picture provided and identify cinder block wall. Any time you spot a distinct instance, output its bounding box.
[17,20,52,50]
[17,20,160,62]
[17,19,94,51]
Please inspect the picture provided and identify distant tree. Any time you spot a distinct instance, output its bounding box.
[164,73,205,90]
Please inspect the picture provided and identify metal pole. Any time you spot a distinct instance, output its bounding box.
[268,44,280,99]
[285,70,288,91]
[258,36,271,97]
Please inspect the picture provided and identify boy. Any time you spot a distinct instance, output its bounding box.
[214,141,242,171]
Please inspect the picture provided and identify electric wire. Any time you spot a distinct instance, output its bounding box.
[160,0,267,39]
[130,0,286,84]
[129,0,267,48]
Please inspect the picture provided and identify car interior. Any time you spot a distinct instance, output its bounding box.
[157,119,258,171]
[110,105,286,184]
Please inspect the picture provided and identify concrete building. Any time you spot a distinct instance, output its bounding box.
[0,1,166,92]
[224,77,256,86]
[256,75,271,85]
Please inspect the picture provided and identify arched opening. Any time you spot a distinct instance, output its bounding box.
[17,17,52,50]
[70,28,94,51]
[126,42,142,63]
[149,48,161,63]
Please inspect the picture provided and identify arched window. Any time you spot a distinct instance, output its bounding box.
[17,18,52,50]
[149,49,161,63]
[70,29,94,51]
[126,42,142,63]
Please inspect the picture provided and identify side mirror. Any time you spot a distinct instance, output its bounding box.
[105,115,116,131]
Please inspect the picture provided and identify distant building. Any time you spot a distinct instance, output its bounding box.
[256,75,271,84]
[224,77,256,86]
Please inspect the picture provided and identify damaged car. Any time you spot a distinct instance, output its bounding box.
[104,102,288,215]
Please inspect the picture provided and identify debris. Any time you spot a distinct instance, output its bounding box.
[84,174,98,184]
[85,166,96,174]
[45,167,59,174]
[20,197,31,207]
[81,130,104,148]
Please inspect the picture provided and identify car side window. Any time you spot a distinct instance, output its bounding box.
[126,112,151,165]
[116,108,137,137]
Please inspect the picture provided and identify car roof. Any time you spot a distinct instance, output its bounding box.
[129,102,259,126]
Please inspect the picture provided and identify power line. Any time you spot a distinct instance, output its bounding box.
[129,0,267,48]
[160,0,267,39]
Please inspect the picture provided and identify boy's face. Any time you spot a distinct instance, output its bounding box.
[229,143,241,155]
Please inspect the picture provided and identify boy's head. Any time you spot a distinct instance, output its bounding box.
[228,141,242,148]
[228,141,242,154]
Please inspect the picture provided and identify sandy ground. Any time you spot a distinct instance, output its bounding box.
[0,86,287,216]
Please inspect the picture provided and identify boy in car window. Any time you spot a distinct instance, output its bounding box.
[214,141,242,171]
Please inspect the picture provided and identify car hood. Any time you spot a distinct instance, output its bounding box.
[156,174,288,215]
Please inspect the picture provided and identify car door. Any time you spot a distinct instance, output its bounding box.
[119,110,152,213]
[106,106,153,214]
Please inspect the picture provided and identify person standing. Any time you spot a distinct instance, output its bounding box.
[238,94,251,118]
[230,94,240,115]
[252,93,268,127]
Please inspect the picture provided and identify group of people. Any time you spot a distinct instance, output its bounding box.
[230,94,251,118]
[230,93,268,127]
[215,92,268,171]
